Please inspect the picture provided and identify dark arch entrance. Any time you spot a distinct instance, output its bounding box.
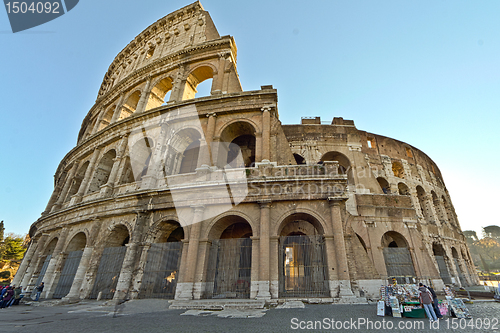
[139,221,184,299]
[278,214,328,297]
[433,243,452,284]
[89,225,130,300]
[382,231,416,284]
[204,217,252,299]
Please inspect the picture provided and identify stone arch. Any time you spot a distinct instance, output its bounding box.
[164,127,202,175]
[119,90,141,120]
[377,177,390,194]
[65,161,90,202]
[34,237,59,287]
[97,105,116,132]
[381,231,416,282]
[144,219,185,244]
[392,160,404,178]
[442,195,454,226]
[433,242,452,284]
[204,214,253,299]
[129,136,154,181]
[275,210,327,237]
[64,232,87,252]
[104,224,131,248]
[217,121,258,168]
[320,151,354,184]
[293,153,306,165]
[398,182,410,195]
[182,65,214,100]
[416,186,433,223]
[87,149,117,193]
[145,76,174,111]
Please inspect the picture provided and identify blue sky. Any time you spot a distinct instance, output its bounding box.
[0,0,499,238]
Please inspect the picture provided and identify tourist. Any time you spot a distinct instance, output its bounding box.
[419,283,438,322]
[10,286,22,306]
[424,284,443,318]
[0,286,14,308]
[34,282,44,301]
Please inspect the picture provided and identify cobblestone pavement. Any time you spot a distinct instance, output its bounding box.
[0,300,498,333]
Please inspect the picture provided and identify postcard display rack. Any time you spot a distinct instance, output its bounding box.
[443,286,472,319]
[379,285,421,318]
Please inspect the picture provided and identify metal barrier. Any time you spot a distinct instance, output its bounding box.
[52,250,83,299]
[89,246,127,299]
[35,254,52,288]
[279,235,329,297]
[383,248,416,284]
[205,238,252,299]
[138,242,182,299]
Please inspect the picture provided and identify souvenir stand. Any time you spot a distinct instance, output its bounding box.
[443,286,472,319]
[379,284,425,318]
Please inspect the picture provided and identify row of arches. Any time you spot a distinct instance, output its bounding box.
[88,65,216,138]
[376,177,457,226]
[26,211,473,301]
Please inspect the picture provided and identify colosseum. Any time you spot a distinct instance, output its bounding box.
[14,2,478,304]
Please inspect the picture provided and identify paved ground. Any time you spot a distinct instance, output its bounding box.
[0,299,498,333]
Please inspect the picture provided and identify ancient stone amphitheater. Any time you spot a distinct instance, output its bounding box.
[14,2,478,303]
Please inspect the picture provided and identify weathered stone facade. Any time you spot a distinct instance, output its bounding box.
[14,2,478,302]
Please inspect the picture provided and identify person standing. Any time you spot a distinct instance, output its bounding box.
[10,286,22,306]
[419,283,438,322]
[34,282,44,301]
[424,284,443,318]
[0,286,13,308]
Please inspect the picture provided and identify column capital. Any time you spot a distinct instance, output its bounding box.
[206,112,217,118]
[190,205,205,213]
[261,105,274,112]
[328,196,346,206]
[258,200,271,208]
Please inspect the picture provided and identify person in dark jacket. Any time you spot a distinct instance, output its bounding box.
[34,282,44,301]
[418,283,438,322]
[9,286,22,306]
[424,285,443,318]
[0,287,14,308]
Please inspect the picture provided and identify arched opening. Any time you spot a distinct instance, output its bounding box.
[119,156,136,185]
[118,90,141,120]
[204,216,253,299]
[381,231,416,284]
[182,66,214,100]
[65,161,90,202]
[398,182,410,195]
[293,153,306,165]
[87,150,116,194]
[130,137,154,182]
[52,233,87,299]
[34,238,59,289]
[278,213,328,297]
[431,191,445,224]
[90,225,130,299]
[97,106,116,132]
[139,221,184,299]
[433,243,452,284]
[218,122,257,168]
[321,151,354,184]
[377,177,390,194]
[392,161,404,178]
[442,196,455,226]
[163,128,202,175]
[416,186,434,224]
[145,77,173,111]
[451,247,466,286]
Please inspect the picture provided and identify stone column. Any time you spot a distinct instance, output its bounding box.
[110,94,126,123]
[328,197,354,296]
[198,113,217,167]
[141,124,169,189]
[50,160,80,212]
[100,135,129,197]
[135,79,152,113]
[193,239,211,299]
[71,148,101,205]
[261,107,271,162]
[42,228,70,298]
[211,52,226,94]
[176,205,204,300]
[256,200,271,299]
[129,243,151,300]
[62,246,94,301]
[324,235,339,297]
[269,236,279,298]
[250,237,259,299]
[113,212,149,301]
[255,133,262,163]
[91,108,105,135]
[21,233,50,292]
[12,239,38,287]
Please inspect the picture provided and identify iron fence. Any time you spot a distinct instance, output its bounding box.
[89,246,127,299]
[52,250,83,299]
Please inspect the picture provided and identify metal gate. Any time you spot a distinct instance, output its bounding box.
[279,235,329,298]
[435,255,452,284]
[454,258,467,286]
[383,247,416,284]
[138,242,183,299]
[89,246,127,299]
[35,254,52,288]
[205,238,252,299]
[52,250,83,299]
